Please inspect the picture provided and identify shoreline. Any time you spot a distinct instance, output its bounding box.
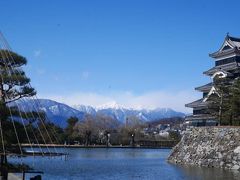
[21,144,173,149]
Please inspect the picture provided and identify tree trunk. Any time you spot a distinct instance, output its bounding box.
[218,93,223,126]
[0,82,8,179]
[0,155,8,180]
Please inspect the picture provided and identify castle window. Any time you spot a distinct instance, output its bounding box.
[215,57,236,66]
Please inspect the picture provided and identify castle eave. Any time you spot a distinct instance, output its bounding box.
[195,83,213,92]
[185,98,208,108]
[209,48,240,58]
[185,114,216,121]
[203,62,240,76]
[209,35,240,59]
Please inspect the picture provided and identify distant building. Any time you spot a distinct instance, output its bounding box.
[185,34,240,126]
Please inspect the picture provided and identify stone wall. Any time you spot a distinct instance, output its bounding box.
[168,127,240,170]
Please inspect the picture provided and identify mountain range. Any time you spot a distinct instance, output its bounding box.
[15,99,185,128]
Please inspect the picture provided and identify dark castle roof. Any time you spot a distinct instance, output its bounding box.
[185,114,216,121]
[195,83,213,92]
[228,36,240,43]
[210,48,240,58]
[185,98,208,108]
[226,35,240,47]
[210,35,240,58]
[203,62,240,76]
[186,35,240,123]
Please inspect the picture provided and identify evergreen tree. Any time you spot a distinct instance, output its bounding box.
[208,75,240,126]
[229,79,240,125]
[65,116,79,144]
[0,50,36,178]
[207,75,232,125]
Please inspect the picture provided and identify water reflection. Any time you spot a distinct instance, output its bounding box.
[176,164,240,180]
[9,148,240,180]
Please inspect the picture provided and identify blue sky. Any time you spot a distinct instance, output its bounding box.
[1,0,240,112]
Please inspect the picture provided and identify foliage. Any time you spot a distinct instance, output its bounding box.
[229,79,240,125]
[65,116,79,144]
[0,50,36,154]
[0,50,36,105]
[63,114,180,146]
[207,75,240,126]
[73,114,121,145]
[36,121,65,144]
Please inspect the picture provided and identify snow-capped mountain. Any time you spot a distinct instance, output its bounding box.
[14,99,85,128]
[96,101,127,111]
[14,99,185,128]
[72,105,96,115]
[74,102,185,123]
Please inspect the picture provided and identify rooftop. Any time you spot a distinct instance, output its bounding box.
[227,35,240,47]
[185,114,216,121]
[185,98,208,108]
[195,83,213,92]
[203,62,240,76]
[210,34,240,58]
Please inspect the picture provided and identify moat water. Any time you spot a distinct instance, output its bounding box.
[10,148,240,180]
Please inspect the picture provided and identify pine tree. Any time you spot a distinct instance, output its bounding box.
[207,75,232,125]
[0,50,36,179]
[0,50,36,104]
[208,75,240,126]
[229,79,240,125]
[65,116,79,144]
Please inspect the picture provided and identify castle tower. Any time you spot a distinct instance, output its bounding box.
[185,34,240,126]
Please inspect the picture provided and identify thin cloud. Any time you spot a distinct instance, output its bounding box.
[39,90,200,113]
